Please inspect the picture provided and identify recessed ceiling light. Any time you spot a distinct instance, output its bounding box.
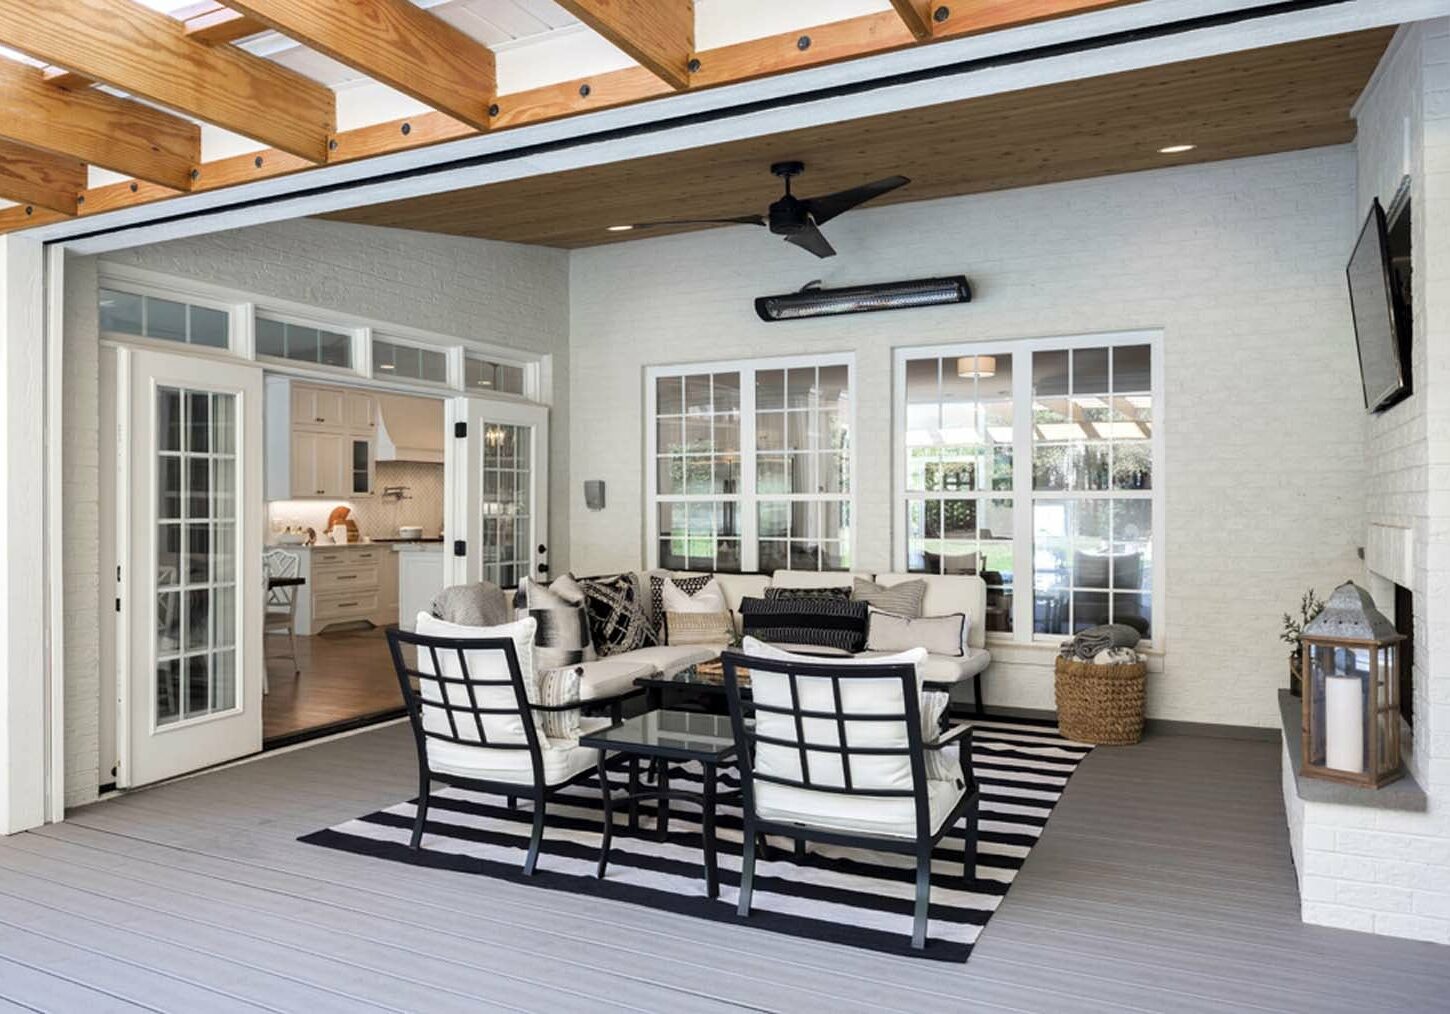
[606,224,634,232]
[1158,144,1196,154]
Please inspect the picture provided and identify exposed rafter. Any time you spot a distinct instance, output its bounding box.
[554,1,695,91]
[222,0,497,130]
[0,0,1169,234]
[889,0,937,42]
[0,139,84,215]
[0,60,199,191]
[0,0,334,163]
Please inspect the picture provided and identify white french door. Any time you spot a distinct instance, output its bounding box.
[446,398,550,590]
[116,347,264,787]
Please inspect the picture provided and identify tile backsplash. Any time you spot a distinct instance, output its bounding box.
[268,461,445,541]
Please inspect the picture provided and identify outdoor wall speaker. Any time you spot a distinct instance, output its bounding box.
[584,480,606,511]
[755,276,971,322]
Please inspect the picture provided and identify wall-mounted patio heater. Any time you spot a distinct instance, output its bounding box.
[754,276,971,322]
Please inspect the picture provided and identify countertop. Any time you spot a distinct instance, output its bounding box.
[267,538,443,552]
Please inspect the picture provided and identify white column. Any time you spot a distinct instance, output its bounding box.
[0,233,49,834]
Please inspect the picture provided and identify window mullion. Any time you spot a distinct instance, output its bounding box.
[1012,354,1035,642]
[741,367,759,573]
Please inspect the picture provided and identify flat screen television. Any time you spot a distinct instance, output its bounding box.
[1346,197,1411,413]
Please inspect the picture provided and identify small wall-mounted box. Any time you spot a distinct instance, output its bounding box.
[584,480,606,511]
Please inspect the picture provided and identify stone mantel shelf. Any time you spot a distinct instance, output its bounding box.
[1278,690,1426,812]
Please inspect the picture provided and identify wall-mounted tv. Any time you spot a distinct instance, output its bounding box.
[1346,196,1412,413]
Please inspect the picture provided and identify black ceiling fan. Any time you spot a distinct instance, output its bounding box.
[625,161,909,258]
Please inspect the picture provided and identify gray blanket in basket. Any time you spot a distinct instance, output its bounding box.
[1060,623,1141,661]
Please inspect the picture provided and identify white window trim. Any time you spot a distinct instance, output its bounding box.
[96,263,546,402]
[892,329,1165,649]
[645,352,857,574]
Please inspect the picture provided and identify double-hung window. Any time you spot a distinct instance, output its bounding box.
[647,355,855,573]
[896,333,1161,644]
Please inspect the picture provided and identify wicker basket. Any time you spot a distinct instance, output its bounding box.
[1054,656,1147,745]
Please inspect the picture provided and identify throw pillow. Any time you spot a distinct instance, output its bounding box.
[580,573,658,657]
[764,585,853,602]
[866,608,967,657]
[663,576,726,614]
[740,595,869,653]
[516,574,597,671]
[537,665,582,741]
[852,577,927,618]
[649,572,712,637]
[666,610,734,646]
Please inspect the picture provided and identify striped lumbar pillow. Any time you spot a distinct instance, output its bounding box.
[852,576,927,618]
[665,610,734,646]
[740,595,869,653]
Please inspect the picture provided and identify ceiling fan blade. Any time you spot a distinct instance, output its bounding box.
[785,223,837,259]
[803,176,909,226]
[628,215,766,229]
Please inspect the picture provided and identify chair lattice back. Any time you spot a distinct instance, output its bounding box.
[721,650,933,838]
[262,549,301,609]
[386,628,545,770]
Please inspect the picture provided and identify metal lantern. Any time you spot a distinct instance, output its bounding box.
[1300,582,1404,788]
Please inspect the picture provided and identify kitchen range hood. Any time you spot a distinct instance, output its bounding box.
[376,393,444,463]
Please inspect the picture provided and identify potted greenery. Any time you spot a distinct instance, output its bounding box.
[1281,589,1326,697]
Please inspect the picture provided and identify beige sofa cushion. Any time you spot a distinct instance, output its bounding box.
[574,644,719,701]
[768,569,871,592]
[856,648,990,686]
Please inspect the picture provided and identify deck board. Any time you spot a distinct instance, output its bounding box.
[2,724,1446,1012]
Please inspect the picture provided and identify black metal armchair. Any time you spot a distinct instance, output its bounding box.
[721,648,979,950]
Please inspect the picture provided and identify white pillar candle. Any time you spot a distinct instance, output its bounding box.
[1325,674,1365,773]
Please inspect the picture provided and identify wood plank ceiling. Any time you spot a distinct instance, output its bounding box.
[326,28,1393,248]
[0,0,1149,232]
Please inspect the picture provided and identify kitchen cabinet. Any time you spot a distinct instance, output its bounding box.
[267,377,377,499]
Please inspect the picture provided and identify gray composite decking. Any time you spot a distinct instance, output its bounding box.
[1,723,1446,1013]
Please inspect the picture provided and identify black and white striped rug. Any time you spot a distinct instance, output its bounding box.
[301,717,1092,961]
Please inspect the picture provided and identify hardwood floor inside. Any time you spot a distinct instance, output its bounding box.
[263,625,403,745]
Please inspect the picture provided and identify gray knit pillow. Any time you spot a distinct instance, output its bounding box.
[853,577,927,618]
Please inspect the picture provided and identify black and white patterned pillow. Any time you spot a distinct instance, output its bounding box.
[580,573,658,657]
[764,585,853,602]
[740,595,869,653]
[649,572,713,637]
[516,575,596,670]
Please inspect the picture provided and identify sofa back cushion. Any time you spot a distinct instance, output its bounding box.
[872,573,987,649]
[769,569,872,592]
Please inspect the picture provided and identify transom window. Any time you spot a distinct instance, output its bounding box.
[896,334,1160,644]
[100,288,229,350]
[255,314,351,368]
[465,354,526,396]
[374,337,448,385]
[648,356,854,573]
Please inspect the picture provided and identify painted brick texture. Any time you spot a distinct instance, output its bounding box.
[569,146,1366,729]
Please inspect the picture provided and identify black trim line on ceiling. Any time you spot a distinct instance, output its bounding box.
[55,0,1350,246]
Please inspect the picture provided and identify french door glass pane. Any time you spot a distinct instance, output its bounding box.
[155,386,240,727]
[480,423,531,587]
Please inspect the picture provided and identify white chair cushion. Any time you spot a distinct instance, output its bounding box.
[413,612,547,753]
[756,773,965,839]
[427,716,610,787]
[872,573,987,649]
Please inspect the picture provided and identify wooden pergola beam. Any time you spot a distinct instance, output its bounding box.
[0,140,84,215]
[0,60,199,191]
[222,0,497,130]
[0,0,334,163]
[889,1,937,41]
[178,2,269,45]
[554,1,694,91]
[0,0,1157,234]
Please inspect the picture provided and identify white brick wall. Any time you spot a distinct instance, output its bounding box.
[1284,19,1450,947]
[568,146,1367,728]
[62,220,571,807]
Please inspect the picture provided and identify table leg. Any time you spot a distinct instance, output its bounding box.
[702,762,719,900]
[596,755,613,880]
[628,755,641,831]
[657,762,671,842]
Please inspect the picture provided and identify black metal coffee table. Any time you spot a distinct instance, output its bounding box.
[580,710,737,899]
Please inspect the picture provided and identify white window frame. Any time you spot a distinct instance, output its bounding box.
[96,264,546,403]
[645,352,857,574]
[893,330,1164,648]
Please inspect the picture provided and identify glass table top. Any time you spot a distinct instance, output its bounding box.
[636,657,748,690]
[581,709,739,760]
